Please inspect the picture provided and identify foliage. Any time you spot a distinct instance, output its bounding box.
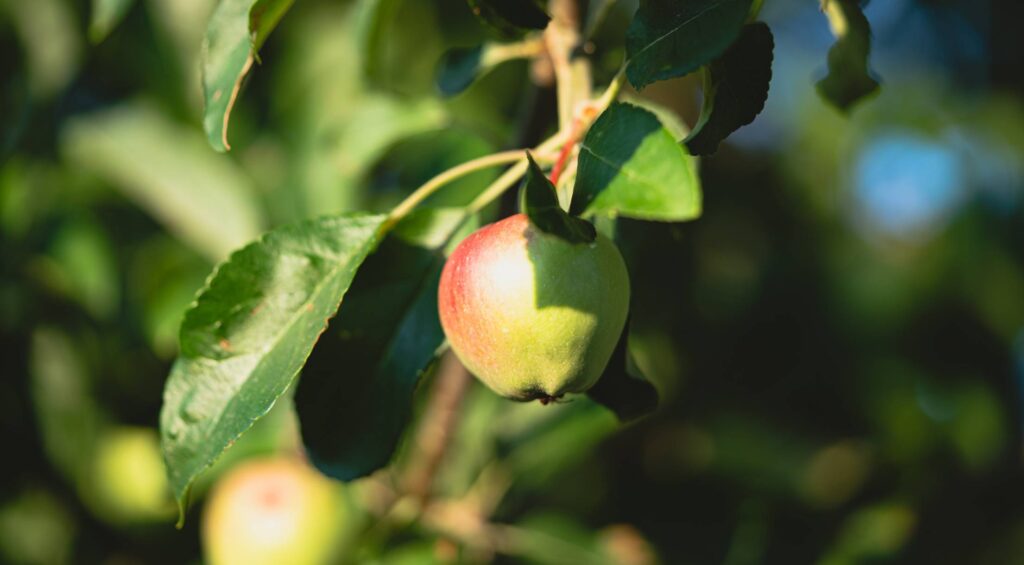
[816,0,880,111]
[3,0,1023,563]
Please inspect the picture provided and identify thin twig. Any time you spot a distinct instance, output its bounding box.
[401,351,472,502]
[386,150,526,227]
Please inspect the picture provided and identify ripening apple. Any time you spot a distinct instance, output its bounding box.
[202,458,347,565]
[438,213,629,402]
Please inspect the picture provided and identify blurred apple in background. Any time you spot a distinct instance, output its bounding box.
[202,457,349,565]
[90,426,175,524]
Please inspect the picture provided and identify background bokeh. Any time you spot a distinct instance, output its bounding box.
[2,0,1023,563]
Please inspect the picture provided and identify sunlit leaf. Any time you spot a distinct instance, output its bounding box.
[625,0,753,89]
[820,502,916,564]
[61,103,264,261]
[202,0,295,151]
[5,0,81,97]
[686,22,774,156]
[572,103,701,221]
[160,213,386,521]
[89,0,135,43]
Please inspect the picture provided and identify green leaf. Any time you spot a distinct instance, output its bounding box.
[586,323,659,422]
[295,209,468,480]
[160,213,386,522]
[89,0,134,43]
[61,103,264,261]
[43,216,119,319]
[466,0,550,39]
[572,103,702,221]
[686,22,774,156]
[619,94,691,141]
[357,0,401,88]
[583,0,617,39]
[30,329,104,489]
[5,0,82,98]
[357,0,447,95]
[522,153,596,244]
[435,41,539,97]
[436,45,485,97]
[816,0,880,112]
[625,0,753,89]
[202,0,295,152]
[332,97,448,181]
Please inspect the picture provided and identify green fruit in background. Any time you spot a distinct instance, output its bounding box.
[202,458,346,565]
[438,213,630,402]
[91,426,175,524]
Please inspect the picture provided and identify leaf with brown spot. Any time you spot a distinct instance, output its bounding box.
[160,213,386,524]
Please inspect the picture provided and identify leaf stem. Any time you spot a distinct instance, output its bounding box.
[465,133,566,215]
[593,66,627,113]
[385,150,527,227]
[388,59,625,228]
[483,37,546,67]
[467,67,628,215]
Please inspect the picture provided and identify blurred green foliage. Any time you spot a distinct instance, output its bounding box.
[2,0,1023,563]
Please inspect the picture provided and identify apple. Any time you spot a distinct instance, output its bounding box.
[438,213,629,402]
[202,458,347,565]
[91,426,175,524]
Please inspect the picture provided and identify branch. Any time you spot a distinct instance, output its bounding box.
[545,0,591,130]
[401,351,472,502]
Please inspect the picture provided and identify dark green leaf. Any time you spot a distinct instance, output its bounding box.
[625,0,753,89]
[160,213,386,521]
[295,209,469,481]
[686,22,774,156]
[572,103,701,221]
[586,323,659,422]
[89,0,135,43]
[816,0,880,112]
[202,0,295,152]
[467,0,550,39]
[522,153,596,244]
[436,45,485,96]
[434,41,539,97]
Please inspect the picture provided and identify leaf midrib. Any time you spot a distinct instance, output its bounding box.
[629,0,728,63]
[173,217,383,493]
[579,137,687,197]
